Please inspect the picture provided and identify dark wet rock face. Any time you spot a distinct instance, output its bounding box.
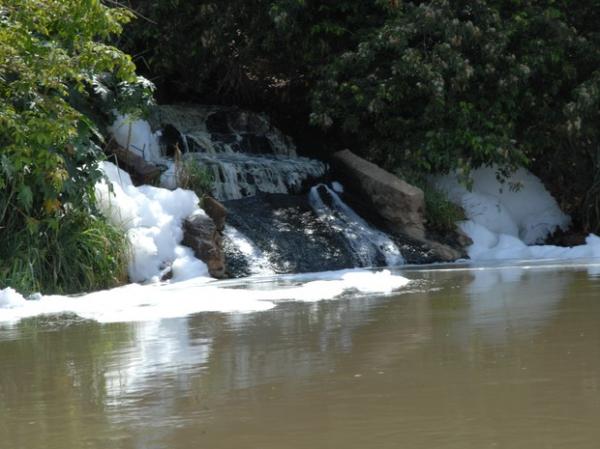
[149,104,297,157]
[205,110,231,134]
[239,134,273,154]
[222,189,454,278]
[160,124,186,157]
[224,193,356,275]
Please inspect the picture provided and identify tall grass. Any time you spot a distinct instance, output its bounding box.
[0,212,128,295]
[174,147,214,199]
[420,183,465,235]
[397,170,465,235]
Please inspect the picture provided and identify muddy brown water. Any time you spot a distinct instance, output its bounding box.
[1,263,600,449]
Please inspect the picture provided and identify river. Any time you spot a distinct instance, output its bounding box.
[1,261,600,448]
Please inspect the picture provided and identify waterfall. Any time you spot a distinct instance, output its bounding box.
[112,105,407,275]
[195,153,326,201]
[150,105,327,201]
[309,184,404,267]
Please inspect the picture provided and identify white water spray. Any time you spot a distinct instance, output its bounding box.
[309,184,404,267]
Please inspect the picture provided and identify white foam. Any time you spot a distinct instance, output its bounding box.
[0,270,411,324]
[332,181,344,193]
[435,166,570,244]
[108,113,162,162]
[434,166,600,261]
[0,288,27,309]
[95,161,209,283]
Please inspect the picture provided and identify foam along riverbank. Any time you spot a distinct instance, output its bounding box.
[0,270,410,324]
[435,166,600,260]
[95,161,209,283]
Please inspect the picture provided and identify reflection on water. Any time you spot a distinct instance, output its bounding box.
[463,267,567,343]
[2,263,600,448]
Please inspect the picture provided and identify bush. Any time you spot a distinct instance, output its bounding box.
[0,213,128,295]
[121,0,600,231]
[398,170,465,235]
[121,0,384,105]
[312,2,599,171]
[0,0,139,293]
[422,184,466,235]
[175,155,215,199]
[310,0,600,226]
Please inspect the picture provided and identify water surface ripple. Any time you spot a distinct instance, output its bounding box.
[1,262,600,449]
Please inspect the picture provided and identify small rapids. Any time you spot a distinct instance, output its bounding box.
[309,184,404,267]
[108,104,408,275]
[222,225,275,276]
[223,185,404,276]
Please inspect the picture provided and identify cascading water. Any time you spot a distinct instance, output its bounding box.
[150,105,327,201]
[111,104,407,276]
[221,184,405,277]
[222,226,275,276]
[223,192,358,275]
[309,184,404,267]
[194,153,326,200]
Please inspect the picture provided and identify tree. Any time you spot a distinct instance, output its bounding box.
[0,0,139,293]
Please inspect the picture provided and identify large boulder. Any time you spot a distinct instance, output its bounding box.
[332,150,426,240]
[182,213,226,278]
[202,196,227,231]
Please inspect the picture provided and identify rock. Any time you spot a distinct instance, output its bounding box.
[388,231,466,264]
[150,104,297,157]
[182,213,226,278]
[231,111,270,135]
[545,228,586,247]
[332,150,426,240]
[454,228,473,249]
[106,142,161,186]
[201,196,227,231]
[206,110,231,134]
[160,124,186,157]
[426,240,465,262]
[240,134,273,154]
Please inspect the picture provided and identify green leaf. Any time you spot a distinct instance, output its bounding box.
[17,185,33,211]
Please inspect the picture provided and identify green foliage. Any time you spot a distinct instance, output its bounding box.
[312,1,600,178]
[0,212,128,295]
[399,170,465,235]
[91,73,156,118]
[176,157,215,199]
[0,0,137,292]
[423,184,466,235]
[122,0,385,104]
[122,0,600,230]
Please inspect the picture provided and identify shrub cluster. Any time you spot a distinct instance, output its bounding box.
[123,0,600,230]
[0,0,140,293]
